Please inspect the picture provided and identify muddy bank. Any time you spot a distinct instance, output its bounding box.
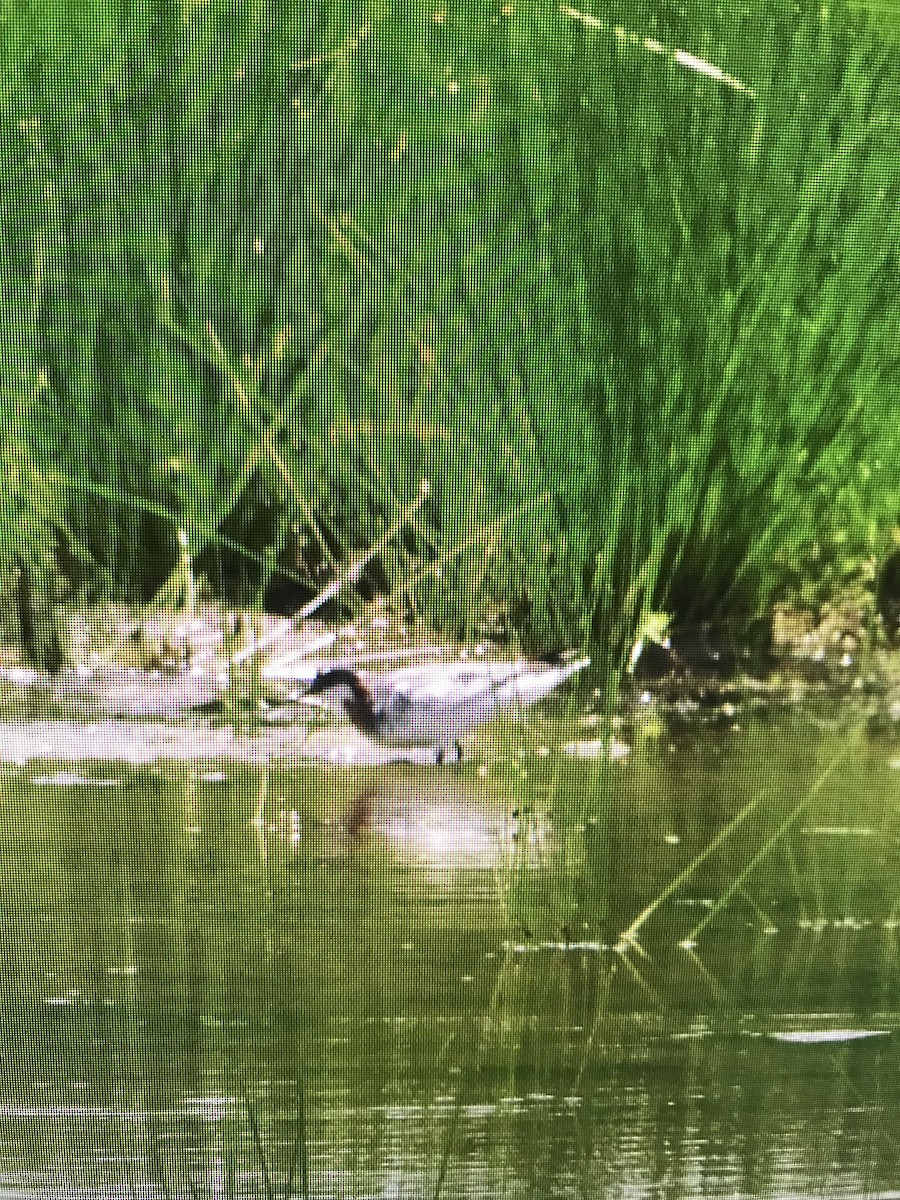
[0,600,897,766]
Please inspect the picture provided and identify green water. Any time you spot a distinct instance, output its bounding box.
[0,712,898,1197]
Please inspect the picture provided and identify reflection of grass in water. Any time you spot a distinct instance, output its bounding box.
[614,727,865,954]
[243,1090,308,1200]
[164,1093,308,1200]
[243,1090,277,1200]
[423,724,887,1191]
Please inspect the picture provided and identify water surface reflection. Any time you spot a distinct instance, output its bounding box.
[0,711,897,1196]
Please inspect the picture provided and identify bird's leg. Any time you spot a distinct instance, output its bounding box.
[435,741,463,766]
[434,741,463,766]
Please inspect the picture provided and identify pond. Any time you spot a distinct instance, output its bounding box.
[0,705,898,1197]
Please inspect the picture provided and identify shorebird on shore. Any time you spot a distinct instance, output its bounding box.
[303,654,590,763]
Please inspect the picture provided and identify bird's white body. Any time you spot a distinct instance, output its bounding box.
[304,656,590,760]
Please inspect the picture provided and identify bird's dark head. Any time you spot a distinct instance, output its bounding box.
[305,669,383,734]
[306,668,364,698]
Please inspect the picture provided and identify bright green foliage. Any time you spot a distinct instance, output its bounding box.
[0,0,312,605]
[0,0,897,670]
[322,0,900,664]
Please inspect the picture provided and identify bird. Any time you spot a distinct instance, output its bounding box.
[303,654,590,763]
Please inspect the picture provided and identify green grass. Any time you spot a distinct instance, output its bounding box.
[0,0,898,696]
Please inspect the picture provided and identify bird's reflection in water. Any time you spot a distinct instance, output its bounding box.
[331,771,550,869]
[341,786,375,840]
